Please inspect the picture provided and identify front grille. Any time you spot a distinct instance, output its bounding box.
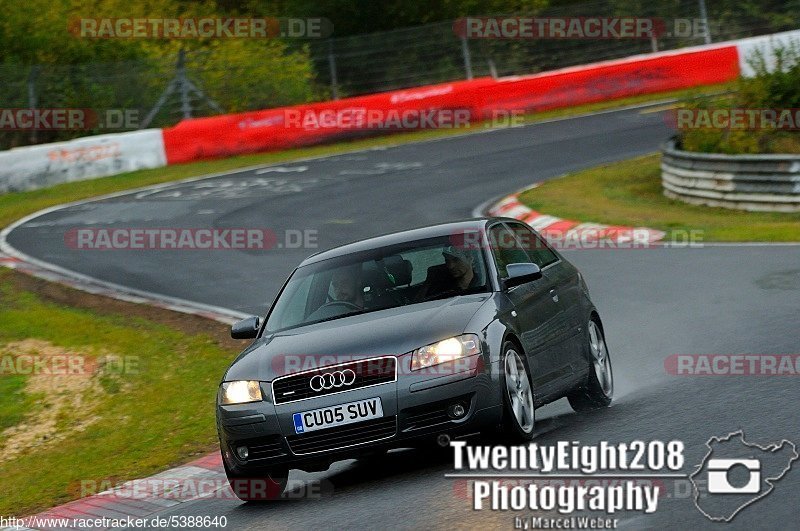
[247,435,287,461]
[272,356,396,405]
[286,416,397,455]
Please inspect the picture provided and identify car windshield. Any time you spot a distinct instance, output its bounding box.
[264,234,490,333]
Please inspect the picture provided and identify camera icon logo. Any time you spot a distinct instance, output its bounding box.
[691,431,798,522]
[707,458,761,494]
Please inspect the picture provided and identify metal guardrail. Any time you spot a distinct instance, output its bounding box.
[661,138,800,212]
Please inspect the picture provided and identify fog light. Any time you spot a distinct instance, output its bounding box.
[448,402,467,419]
[236,446,249,460]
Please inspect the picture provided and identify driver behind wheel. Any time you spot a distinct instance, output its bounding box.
[330,265,365,308]
[416,246,481,301]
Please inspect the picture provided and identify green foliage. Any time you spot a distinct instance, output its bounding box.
[1,0,798,148]
[680,41,800,154]
[0,0,317,147]
[280,0,550,37]
[0,374,35,433]
[185,40,316,112]
[741,40,800,108]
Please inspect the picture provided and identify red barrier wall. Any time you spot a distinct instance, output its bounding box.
[162,45,740,165]
[162,78,497,164]
[474,45,740,116]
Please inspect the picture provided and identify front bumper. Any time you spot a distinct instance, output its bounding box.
[217,353,502,473]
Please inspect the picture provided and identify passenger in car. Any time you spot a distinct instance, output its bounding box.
[416,246,482,301]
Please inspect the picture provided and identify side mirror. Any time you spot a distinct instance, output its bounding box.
[503,263,542,289]
[231,316,260,339]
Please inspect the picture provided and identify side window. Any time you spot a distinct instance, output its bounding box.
[488,224,532,277]
[509,223,559,268]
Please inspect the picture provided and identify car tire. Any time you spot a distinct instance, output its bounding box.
[568,317,613,411]
[500,341,535,441]
[223,455,289,502]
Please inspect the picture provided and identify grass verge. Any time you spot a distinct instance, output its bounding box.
[517,153,800,242]
[0,269,241,516]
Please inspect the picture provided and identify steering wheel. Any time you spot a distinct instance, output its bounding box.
[317,300,363,311]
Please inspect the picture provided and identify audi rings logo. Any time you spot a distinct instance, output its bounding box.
[309,369,357,392]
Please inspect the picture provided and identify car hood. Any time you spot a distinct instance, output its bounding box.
[224,294,492,381]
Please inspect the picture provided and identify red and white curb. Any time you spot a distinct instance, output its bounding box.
[486,185,666,247]
[4,454,226,531]
[0,252,21,268]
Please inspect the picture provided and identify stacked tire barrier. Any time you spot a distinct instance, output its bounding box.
[2,29,799,192]
[661,139,800,212]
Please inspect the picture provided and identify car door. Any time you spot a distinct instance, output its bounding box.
[505,221,584,376]
[488,223,565,393]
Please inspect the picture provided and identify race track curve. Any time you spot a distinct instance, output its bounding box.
[5,104,800,530]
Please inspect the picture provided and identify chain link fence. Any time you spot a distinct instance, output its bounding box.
[1,0,799,150]
[308,0,800,96]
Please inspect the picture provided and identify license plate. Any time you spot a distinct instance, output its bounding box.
[293,397,383,434]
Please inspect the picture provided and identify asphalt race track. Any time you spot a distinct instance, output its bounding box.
[6,105,800,529]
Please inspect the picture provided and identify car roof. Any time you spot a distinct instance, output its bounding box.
[299,218,501,266]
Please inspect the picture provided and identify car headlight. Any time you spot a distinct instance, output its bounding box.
[411,334,481,371]
[219,381,263,405]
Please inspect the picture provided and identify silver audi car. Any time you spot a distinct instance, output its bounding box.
[217,218,613,500]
